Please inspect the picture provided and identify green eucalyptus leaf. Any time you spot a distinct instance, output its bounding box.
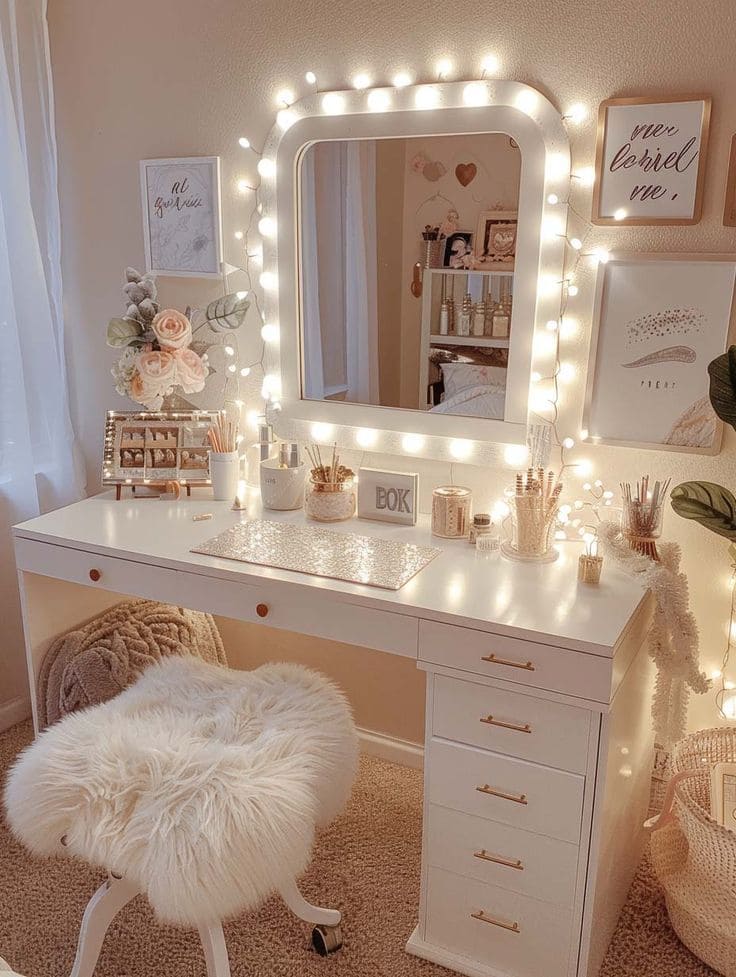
[708,347,736,431]
[670,481,736,540]
[204,292,250,331]
[107,317,144,347]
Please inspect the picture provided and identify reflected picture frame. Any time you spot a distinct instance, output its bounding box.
[473,210,517,269]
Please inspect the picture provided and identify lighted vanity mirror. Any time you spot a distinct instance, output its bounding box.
[299,133,522,420]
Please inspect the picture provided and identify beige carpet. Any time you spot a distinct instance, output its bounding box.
[0,721,719,977]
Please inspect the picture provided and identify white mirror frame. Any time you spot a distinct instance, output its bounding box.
[257,80,570,465]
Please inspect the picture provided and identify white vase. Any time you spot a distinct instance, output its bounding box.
[209,450,240,501]
[260,459,306,510]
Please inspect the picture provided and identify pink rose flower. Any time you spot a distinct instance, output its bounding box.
[130,349,176,409]
[151,308,192,349]
[173,347,207,394]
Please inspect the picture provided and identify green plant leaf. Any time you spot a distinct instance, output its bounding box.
[670,481,736,540]
[107,317,144,347]
[708,347,736,431]
[204,293,250,331]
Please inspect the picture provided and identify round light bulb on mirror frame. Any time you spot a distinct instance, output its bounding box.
[352,73,372,90]
[258,216,276,237]
[462,82,489,106]
[321,92,346,115]
[277,108,297,131]
[367,89,391,112]
[545,319,558,331]
[402,433,425,453]
[237,179,252,194]
[515,89,538,115]
[414,86,439,110]
[355,427,378,448]
[234,230,244,240]
[259,270,277,290]
[260,323,279,343]
[574,166,595,187]
[449,438,474,460]
[311,422,334,442]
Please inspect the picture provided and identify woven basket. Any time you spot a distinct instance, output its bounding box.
[650,727,736,977]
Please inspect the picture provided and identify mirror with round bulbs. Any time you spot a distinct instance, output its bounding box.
[257,80,571,463]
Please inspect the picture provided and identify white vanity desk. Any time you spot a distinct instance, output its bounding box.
[13,493,654,977]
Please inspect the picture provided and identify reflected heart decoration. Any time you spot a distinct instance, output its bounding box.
[455,162,477,186]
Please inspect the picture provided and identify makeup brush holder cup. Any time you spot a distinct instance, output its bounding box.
[209,451,240,501]
[422,240,443,269]
[260,459,307,511]
[502,495,559,564]
[305,478,356,523]
[621,499,664,561]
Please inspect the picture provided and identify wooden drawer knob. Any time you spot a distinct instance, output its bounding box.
[256,603,269,618]
[89,569,102,582]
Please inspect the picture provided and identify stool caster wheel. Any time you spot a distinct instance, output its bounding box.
[312,923,343,956]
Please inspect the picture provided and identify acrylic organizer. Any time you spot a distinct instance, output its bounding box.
[305,478,356,522]
[209,450,240,502]
[501,469,561,564]
[621,476,670,561]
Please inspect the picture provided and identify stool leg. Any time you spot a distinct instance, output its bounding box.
[278,878,341,926]
[197,923,231,977]
[69,876,138,977]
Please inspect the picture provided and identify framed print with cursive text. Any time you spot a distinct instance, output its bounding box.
[592,96,711,225]
[140,156,223,278]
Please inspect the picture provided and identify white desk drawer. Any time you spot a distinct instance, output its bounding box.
[427,805,579,908]
[433,674,591,774]
[14,538,418,658]
[428,738,584,844]
[425,866,573,977]
[419,619,612,702]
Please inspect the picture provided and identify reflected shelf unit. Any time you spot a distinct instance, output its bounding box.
[419,267,515,410]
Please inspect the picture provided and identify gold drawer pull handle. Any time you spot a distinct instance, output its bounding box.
[481,653,535,672]
[471,910,520,933]
[474,849,524,871]
[480,715,532,734]
[476,784,528,805]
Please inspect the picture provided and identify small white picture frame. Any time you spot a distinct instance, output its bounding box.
[583,252,736,454]
[357,468,418,525]
[140,156,223,278]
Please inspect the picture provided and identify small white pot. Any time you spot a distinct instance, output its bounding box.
[260,459,307,510]
[209,450,240,501]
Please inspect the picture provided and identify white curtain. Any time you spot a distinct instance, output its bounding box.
[0,0,85,712]
[302,141,379,404]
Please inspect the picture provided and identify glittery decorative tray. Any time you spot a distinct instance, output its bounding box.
[192,520,441,590]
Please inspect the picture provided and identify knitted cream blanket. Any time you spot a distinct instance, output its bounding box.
[37,599,226,728]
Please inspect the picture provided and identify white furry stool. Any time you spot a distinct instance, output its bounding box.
[4,658,358,977]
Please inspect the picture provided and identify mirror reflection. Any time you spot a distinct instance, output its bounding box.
[299,133,522,419]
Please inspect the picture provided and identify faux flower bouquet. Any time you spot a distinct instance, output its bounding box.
[108,268,207,410]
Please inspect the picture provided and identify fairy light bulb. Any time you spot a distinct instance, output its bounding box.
[258,216,276,237]
[322,92,346,114]
[260,323,279,343]
[562,437,575,449]
[567,283,579,297]
[480,54,499,76]
[259,270,277,290]
[547,193,559,205]
[614,207,627,221]
[352,73,371,89]
[569,237,583,250]
[234,230,244,241]
[392,71,413,88]
[238,136,251,149]
[305,71,317,85]
[367,89,391,112]
[435,58,453,78]
[236,290,248,300]
[227,363,237,374]
[546,319,558,332]
[276,88,295,106]
[257,157,275,178]
[565,103,587,124]
[224,346,235,356]
[240,367,250,377]
[559,362,576,383]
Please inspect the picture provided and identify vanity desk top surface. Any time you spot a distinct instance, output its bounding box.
[14,492,647,659]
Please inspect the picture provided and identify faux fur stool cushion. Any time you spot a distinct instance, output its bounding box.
[4,658,358,927]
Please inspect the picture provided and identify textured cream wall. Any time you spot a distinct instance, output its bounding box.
[46,0,736,737]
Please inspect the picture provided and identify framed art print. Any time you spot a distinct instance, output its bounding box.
[592,96,711,225]
[140,156,223,278]
[583,254,736,454]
